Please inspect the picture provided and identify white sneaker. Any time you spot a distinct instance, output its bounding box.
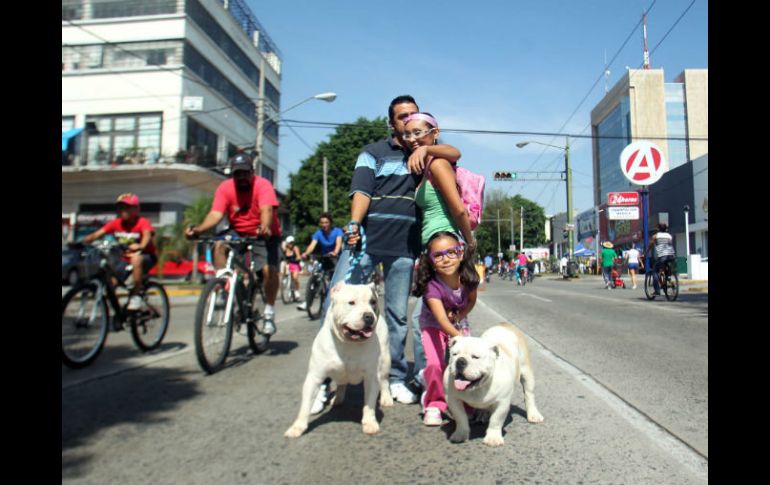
[127,295,143,311]
[423,407,443,426]
[415,369,426,391]
[297,302,307,311]
[390,382,417,404]
[310,384,328,414]
[294,291,302,301]
[632,284,637,289]
[263,314,276,335]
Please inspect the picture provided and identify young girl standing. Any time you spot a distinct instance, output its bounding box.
[412,231,480,426]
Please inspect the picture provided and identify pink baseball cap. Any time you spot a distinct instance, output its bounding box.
[116,193,140,206]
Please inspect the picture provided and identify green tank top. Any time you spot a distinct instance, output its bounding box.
[415,179,458,245]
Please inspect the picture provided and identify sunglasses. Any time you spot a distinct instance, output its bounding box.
[402,128,435,141]
[429,243,465,262]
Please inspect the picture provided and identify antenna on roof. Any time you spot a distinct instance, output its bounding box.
[642,13,651,69]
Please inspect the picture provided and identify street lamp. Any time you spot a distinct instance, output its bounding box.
[517,137,574,259]
[254,91,337,173]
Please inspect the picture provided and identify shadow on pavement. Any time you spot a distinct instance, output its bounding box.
[302,383,386,435]
[439,404,526,443]
[62,343,202,480]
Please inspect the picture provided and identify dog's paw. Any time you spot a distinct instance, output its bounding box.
[379,393,394,408]
[527,409,544,423]
[362,420,380,435]
[450,428,470,443]
[284,423,307,438]
[483,433,505,447]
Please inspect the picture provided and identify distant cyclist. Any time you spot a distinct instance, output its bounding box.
[80,193,157,311]
[297,212,343,311]
[282,236,302,302]
[643,223,676,296]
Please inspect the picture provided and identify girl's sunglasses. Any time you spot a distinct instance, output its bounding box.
[429,243,465,262]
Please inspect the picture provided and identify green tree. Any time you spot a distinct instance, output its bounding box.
[475,190,546,260]
[286,117,389,245]
[154,196,213,277]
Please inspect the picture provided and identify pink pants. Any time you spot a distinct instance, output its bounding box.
[421,327,450,412]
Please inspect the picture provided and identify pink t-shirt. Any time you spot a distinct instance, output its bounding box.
[518,254,528,265]
[100,217,156,260]
[212,177,281,236]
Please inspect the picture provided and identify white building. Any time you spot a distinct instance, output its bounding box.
[62,0,282,238]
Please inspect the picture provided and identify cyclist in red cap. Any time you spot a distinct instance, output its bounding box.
[81,193,157,310]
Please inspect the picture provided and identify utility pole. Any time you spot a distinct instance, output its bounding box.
[565,136,574,258]
[509,207,514,250]
[520,206,524,253]
[323,156,329,212]
[497,209,501,255]
[254,57,266,174]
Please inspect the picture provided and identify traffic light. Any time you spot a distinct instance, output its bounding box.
[493,171,515,181]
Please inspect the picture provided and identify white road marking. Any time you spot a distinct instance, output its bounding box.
[476,298,708,481]
[520,292,552,302]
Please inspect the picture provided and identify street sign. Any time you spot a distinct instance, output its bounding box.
[619,141,668,185]
[565,223,575,230]
[509,245,516,251]
[493,172,517,181]
[183,96,204,111]
[608,206,640,220]
[608,191,640,206]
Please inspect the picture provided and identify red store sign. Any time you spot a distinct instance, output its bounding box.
[607,191,640,206]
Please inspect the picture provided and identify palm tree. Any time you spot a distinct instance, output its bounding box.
[154,196,213,278]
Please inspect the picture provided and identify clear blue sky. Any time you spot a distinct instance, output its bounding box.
[248,0,708,216]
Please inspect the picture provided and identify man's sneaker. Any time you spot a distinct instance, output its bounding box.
[263,314,276,335]
[390,382,417,404]
[423,407,443,426]
[297,301,307,311]
[310,384,328,415]
[127,295,143,311]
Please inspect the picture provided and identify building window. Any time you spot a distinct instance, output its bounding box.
[84,113,162,165]
[264,80,281,110]
[596,96,631,197]
[261,165,274,184]
[62,117,75,133]
[91,0,179,19]
[665,83,689,169]
[186,0,260,86]
[186,118,219,168]
[62,41,183,73]
[183,43,256,122]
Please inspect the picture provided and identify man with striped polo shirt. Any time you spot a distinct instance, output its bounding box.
[311,95,462,412]
[643,222,676,296]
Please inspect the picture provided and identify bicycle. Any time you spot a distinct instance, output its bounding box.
[192,234,270,374]
[61,240,170,369]
[644,258,679,301]
[304,255,337,320]
[280,264,300,304]
[516,266,527,286]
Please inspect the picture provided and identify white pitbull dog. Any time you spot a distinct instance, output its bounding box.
[285,281,393,438]
[444,323,544,447]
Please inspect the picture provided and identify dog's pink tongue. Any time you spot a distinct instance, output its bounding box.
[454,379,472,391]
[360,329,373,338]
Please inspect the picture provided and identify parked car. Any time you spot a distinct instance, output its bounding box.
[61,245,100,286]
[148,258,215,283]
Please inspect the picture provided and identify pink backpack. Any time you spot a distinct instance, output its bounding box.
[426,159,485,230]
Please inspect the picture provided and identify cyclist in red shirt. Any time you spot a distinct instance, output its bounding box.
[81,193,157,310]
[186,153,282,335]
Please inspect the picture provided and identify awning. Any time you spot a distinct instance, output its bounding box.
[62,128,84,151]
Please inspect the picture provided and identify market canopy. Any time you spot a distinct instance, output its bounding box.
[573,243,595,256]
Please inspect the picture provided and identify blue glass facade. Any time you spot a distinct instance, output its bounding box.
[665,83,689,169]
[596,96,632,198]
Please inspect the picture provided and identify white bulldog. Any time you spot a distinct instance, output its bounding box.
[284,281,393,438]
[444,323,544,447]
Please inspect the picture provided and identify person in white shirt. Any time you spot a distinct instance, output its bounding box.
[625,245,642,289]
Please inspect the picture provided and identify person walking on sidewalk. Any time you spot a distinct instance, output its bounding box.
[601,241,616,289]
[625,244,642,289]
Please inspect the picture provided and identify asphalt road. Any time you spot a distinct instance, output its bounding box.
[62,274,708,485]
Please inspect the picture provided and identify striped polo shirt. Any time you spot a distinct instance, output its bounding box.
[350,138,422,258]
[654,232,676,258]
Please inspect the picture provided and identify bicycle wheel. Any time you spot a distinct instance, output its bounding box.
[247,284,270,354]
[306,275,324,320]
[280,273,291,304]
[643,272,656,300]
[130,281,170,351]
[62,282,109,369]
[664,272,679,301]
[194,278,233,374]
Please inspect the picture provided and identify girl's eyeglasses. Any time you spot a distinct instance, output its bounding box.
[429,244,465,262]
[402,128,435,141]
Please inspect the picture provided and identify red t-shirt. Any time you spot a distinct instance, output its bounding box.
[212,177,282,236]
[100,217,156,258]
